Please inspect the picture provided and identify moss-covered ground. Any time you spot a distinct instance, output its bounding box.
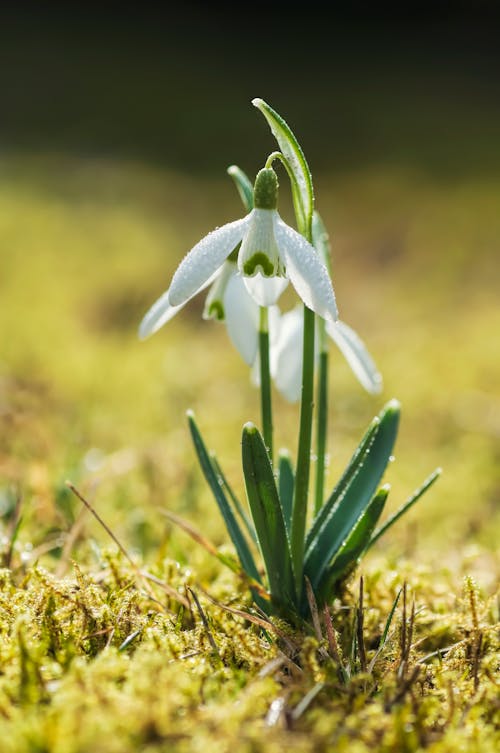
[1,151,498,752]
[0,9,499,752]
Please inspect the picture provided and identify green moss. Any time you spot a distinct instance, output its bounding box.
[0,150,498,751]
[0,552,497,752]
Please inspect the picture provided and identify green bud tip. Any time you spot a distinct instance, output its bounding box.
[243,421,257,434]
[253,168,278,210]
[385,398,401,415]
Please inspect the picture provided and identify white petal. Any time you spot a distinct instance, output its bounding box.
[168,216,249,307]
[326,320,383,394]
[138,273,218,339]
[202,262,236,321]
[274,217,339,322]
[272,306,304,403]
[267,305,282,348]
[238,208,282,277]
[250,354,261,388]
[138,288,185,339]
[223,273,260,365]
[243,274,289,306]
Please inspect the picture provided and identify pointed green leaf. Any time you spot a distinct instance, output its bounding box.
[305,413,382,552]
[242,423,296,611]
[187,412,261,582]
[304,400,400,591]
[210,453,257,545]
[368,467,442,549]
[252,98,314,235]
[278,449,294,538]
[227,164,254,213]
[318,485,390,599]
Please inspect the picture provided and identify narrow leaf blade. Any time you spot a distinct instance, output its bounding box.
[211,454,257,545]
[305,400,400,590]
[305,413,382,553]
[252,98,313,233]
[278,449,294,538]
[368,587,403,673]
[319,485,390,597]
[242,423,296,611]
[227,164,254,212]
[187,412,261,582]
[368,467,442,549]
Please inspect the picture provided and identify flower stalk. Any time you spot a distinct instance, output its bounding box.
[138,97,441,623]
[291,303,316,597]
[314,338,329,515]
[312,214,332,515]
[259,306,273,463]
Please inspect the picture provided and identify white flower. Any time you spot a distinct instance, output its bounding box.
[267,306,383,402]
[145,168,338,329]
[216,270,260,366]
[267,307,304,403]
[139,261,266,367]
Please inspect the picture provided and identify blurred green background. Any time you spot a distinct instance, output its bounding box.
[0,5,499,580]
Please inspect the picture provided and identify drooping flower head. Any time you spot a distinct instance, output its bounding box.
[139,166,338,346]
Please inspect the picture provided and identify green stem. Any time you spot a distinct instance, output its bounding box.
[291,304,315,598]
[259,306,273,464]
[314,343,329,515]
[311,213,332,517]
[265,151,283,169]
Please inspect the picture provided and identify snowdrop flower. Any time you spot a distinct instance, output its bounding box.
[268,306,383,402]
[139,259,265,367]
[142,167,338,327]
[209,268,260,366]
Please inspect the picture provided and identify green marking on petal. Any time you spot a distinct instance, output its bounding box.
[243,253,275,277]
[206,300,225,321]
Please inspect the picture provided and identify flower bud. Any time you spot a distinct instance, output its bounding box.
[253,168,279,210]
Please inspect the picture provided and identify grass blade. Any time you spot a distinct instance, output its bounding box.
[187,411,261,582]
[368,587,403,673]
[162,508,242,575]
[242,423,296,612]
